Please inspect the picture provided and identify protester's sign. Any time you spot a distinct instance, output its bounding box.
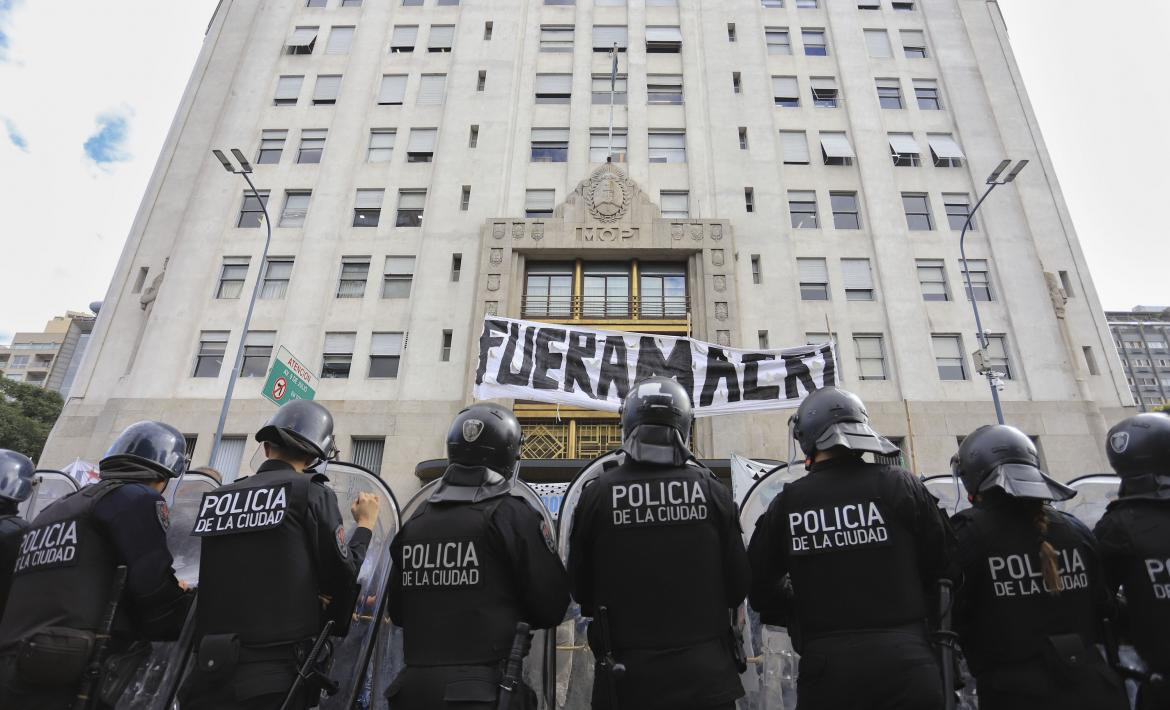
[473,316,836,417]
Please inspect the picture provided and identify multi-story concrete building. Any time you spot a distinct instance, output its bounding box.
[1107,306,1170,410]
[42,0,1135,494]
[1,311,96,395]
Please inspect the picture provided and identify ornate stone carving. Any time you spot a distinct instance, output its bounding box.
[512,222,525,239]
[492,223,505,240]
[716,330,731,346]
[711,249,725,267]
[1044,271,1068,319]
[689,223,703,241]
[485,301,498,315]
[711,224,723,241]
[532,223,544,241]
[583,166,631,223]
[715,302,729,321]
[487,274,500,291]
[671,224,684,241]
[489,248,503,266]
[713,275,726,293]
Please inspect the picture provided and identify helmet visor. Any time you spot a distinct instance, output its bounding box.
[980,462,1076,502]
[815,421,901,456]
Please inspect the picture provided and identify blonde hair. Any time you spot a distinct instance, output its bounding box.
[1033,507,1062,594]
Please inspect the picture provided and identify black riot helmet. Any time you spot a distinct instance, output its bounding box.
[791,386,899,459]
[952,424,1074,502]
[446,402,523,478]
[620,377,694,466]
[255,399,337,463]
[0,449,36,504]
[101,421,189,482]
[1106,413,1170,499]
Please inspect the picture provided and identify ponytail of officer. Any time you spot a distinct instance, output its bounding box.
[183,400,381,710]
[747,386,956,710]
[384,402,569,709]
[1093,413,1170,709]
[567,377,750,710]
[0,450,36,617]
[0,422,195,709]
[949,424,1128,710]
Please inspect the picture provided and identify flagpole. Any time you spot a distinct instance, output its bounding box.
[608,43,617,162]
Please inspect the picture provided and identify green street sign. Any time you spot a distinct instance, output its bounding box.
[262,346,318,406]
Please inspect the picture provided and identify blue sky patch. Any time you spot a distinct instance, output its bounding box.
[83,111,131,165]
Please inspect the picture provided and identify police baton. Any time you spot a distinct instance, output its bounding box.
[595,606,626,710]
[74,565,128,710]
[935,579,958,710]
[279,619,335,710]
[496,622,532,710]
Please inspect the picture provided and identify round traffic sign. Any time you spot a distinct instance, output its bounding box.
[272,376,287,401]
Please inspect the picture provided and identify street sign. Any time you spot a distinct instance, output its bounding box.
[262,346,318,406]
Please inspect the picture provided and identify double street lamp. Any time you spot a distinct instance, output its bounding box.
[960,158,1029,426]
[208,148,273,478]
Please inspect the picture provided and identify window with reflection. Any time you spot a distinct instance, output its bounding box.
[583,262,630,318]
[524,263,573,318]
[640,263,687,318]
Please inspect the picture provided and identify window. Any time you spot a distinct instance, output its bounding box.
[592,74,628,105]
[802,29,827,56]
[789,190,818,228]
[876,78,902,109]
[780,130,809,164]
[236,191,269,228]
[428,25,455,52]
[438,0,460,5]
[864,29,892,58]
[820,132,854,165]
[390,25,418,52]
[944,193,974,230]
[648,130,686,163]
[901,29,927,57]
[531,128,569,162]
[773,76,799,107]
[382,256,415,298]
[830,192,860,229]
[353,189,383,226]
[274,75,303,106]
[541,25,574,52]
[858,0,880,8]
[210,436,245,479]
[257,129,287,164]
[525,264,574,318]
[326,26,354,54]
[889,132,921,166]
[535,73,572,104]
[728,24,737,42]
[811,77,839,108]
[407,127,437,162]
[960,259,993,301]
[297,129,326,163]
[660,191,689,219]
[369,333,404,378]
[436,331,453,362]
[739,127,749,150]
[378,74,407,105]
[985,335,1013,379]
[582,263,631,317]
[758,331,770,349]
[216,257,249,299]
[1058,271,1075,297]
[842,258,874,300]
[929,134,964,167]
[638,263,686,318]
[321,333,355,379]
[902,193,933,231]
[451,254,462,281]
[240,331,275,377]
[341,0,362,5]
[933,335,966,380]
[469,125,479,148]
[279,190,311,228]
[477,71,486,92]
[745,187,755,213]
[193,331,228,377]
[8,356,27,369]
[916,259,949,301]
[396,189,426,227]
[732,72,742,94]
[307,0,326,6]
[368,129,395,162]
[765,27,791,54]
[762,0,783,6]
[546,0,574,4]
[798,258,829,300]
[525,189,555,218]
[796,0,818,7]
[287,26,318,55]
[336,258,370,298]
[645,26,682,53]
[183,435,198,458]
[590,129,627,162]
[351,438,385,475]
[593,26,628,52]
[854,335,887,380]
[751,255,762,284]
[484,21,493,40]
[914,79,942,109]
[312,74,341,105]
[893,1,915,10]
[1081,346,1097,376]
[261,258,293,299]
[647,74,683,105]
[417,74,447,105]
[132,267,149,294]
[460,185,471,210]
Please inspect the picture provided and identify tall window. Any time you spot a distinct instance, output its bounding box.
[216,257,249,299]
[590,129,627,162]
[428,25,455,52]
[854,335,887,380]
[864,29,892,58]
[889,133,921,166]
[274,75,303,106]
[902,193,933,231]
[592,74,627,105]
[647,75,683,105]
[326,26,355,54]
[240,331,275,377]
[780,130,809,164]
[914,79,942,109]
[660,191,689,219]
[382,256,414,298]
[593,25,628,52]
[798,258,829,300]
[237,191,269,228]
[321,333,355,379]
[842,258,874,301]
[407,128,437,162]
[773,76,799,107]
[929,134,964,167]
[830,192,860,229]
[789,190,818,228]
[279,190,311,227]
[960,259,993,301]
[639,263,687,318]
[369,333,404,378]
[820,132,854,165]
[417,74,447,105]
[540,25,574,52]
[524,264,573,318]
[525,189,555,218]
[396,189,426,227]
[916,259,949,301]
[986,335,1013,379]
[645,26,682,53]
[193,331,228,377]
[944,193,974,230]
[260,258,293,299]
[901,29,927,57]
[876,78,903,109]
[378,74,407,105]
[932,335,966,380]
[297,129,326,163]
[256,130,287,164]
[336,258,370,298]
[648,130,686,163]
[351,438,386,474]
[531,128,569,162]
[765,28,791,54]
[583,263,630,317]
[441,330,453,362]
[312,74,341,105]
[802,29,828,55]
[535,74,572,104]
[368,129,395,162]
[390,25,418,52]
[810,77,839,108]
[353,189,383,226]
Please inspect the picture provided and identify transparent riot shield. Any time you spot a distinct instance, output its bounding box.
[17,469,79,521]
[1056,474,1120,528]
[922,474,971,516]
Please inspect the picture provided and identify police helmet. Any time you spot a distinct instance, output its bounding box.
[0,449,36,504]
[791,386,899,458]
[1106,413,1170,499]
[255,400,337,462]
[446,402,523,478]
[620,376,693,441]
[101,421,189,481]
[952,424,1074,502]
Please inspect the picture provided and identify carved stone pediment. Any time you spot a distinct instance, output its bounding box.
[558,164,660,225]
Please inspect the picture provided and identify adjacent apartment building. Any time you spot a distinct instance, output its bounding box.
[1,311,96,396]
[1107,306,1170,410]
[41,0,1134,494]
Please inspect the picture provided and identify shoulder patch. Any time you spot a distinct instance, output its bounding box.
[156,501,171,532]
[540,519,557,554]
[336,524,349,559]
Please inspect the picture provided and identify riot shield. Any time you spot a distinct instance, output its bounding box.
[1056,474,1120,528]
[922,474,971,516]
[17,469,79,521]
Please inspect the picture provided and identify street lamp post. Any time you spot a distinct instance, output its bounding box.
[208,148,272,477]
[960,158,1029,426]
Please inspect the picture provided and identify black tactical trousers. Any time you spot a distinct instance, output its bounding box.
[183,644,312,710]
[0,652,115,710]
[795,626,943,710]
[590,637,744,710]
[972,652,1128,710]
[386,664,535,710]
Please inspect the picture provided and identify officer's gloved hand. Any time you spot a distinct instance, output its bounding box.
[352,492,380,529]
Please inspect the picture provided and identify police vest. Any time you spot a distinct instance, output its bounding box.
[193,467,320,645]
[1100,500,1170,670]
[777,461,929,637]
[591,460,730,651]
[0,513,28,615]
[0,481,123,648]
[955,504,1103,674]
[395,496,521,666]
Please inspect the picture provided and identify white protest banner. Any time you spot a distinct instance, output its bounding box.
[473,315,837,417]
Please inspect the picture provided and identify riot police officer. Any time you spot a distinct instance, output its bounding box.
[747,386,954,710]
[385,402,570,709]
[568,377,749,710]
[950,424,1127,710]
[1094,413,1170,709]
[0,450,35,616]
[0,422,194,709]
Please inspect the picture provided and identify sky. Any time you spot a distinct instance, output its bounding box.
[0,0,1167,344]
